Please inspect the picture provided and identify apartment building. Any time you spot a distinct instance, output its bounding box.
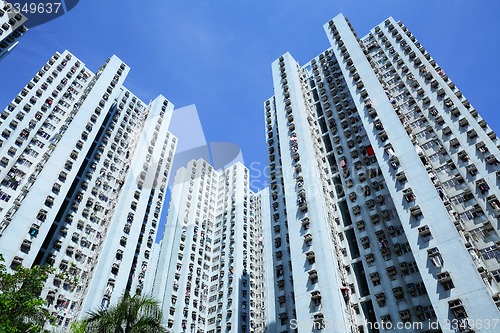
[0,50,177,329]
[150,159,267,333]
[264,13,500,333]
[0,1,27,61]
[1,10,498,333]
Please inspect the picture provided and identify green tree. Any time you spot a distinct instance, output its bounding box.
[69,320,88,333]
[0,254,54,332]
[83,293,167,333]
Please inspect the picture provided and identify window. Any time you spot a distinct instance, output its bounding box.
[32,139,45,148]
[0,189,12,202]
[370,272,381,286]
[492,269,500,283]
[17,157,33,167]
[442,178,459,189]
[469,225,492,241]
[383,71,393,78]
[395,93,405,101]
[428,248,444,267]
[393,287,404,302]
[408,262,419,274]
[480,246,500,261]
[437,272,454,290]
[416,282,427,296]
[423,305,436,319]
[400,242,411,254]
[44,123,56,131]
[410,119,424,129]
[421,139,441,150]
[450,194,466,205]
[415,130,427,140]
[435,165,451,174]
[459,208,482,222]
[428,153,442,163]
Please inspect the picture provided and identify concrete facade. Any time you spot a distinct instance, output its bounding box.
[150,159,267,333]
[0,50,177,330]
[263,14,500,333]
[0,11,499,333]
[0,1,27,61]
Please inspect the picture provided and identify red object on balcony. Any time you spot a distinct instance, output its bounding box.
[367,146,375,156]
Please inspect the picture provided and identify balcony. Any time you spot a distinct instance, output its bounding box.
[310,290,321,305]
[418,225,431,238]
[29,224,40,236]
[486,131,497,141]
[467,129,477,139]
[297,190,307,211]
[486,155,498,165]
[410,205,422,217]
[306,251,315,264]
[366,199,375,209]
[370,272,380,284]
[375,292,385,306]
[458,118,469,127]
[457,150,470,162]
[403,188,415,202]
[485,195,500,212]
[308,269,318,281]
[368,108,377,118]
[436,271,453,287]
[448,107,460,117]
[449,299,468,322]
[360,236,370,248]
[275,250,283,260]
[396,171,406,182]
[365,253,375,264]
[427,247,444,267]
[300,218,310,231]
[21,239,32,250]
[378,130,388,142]
[443,97,453,108]
[449,138,460,148]
[389,155,399,169]
[310,312,324,327]
[303,233,313,246]
[386,266,397,278]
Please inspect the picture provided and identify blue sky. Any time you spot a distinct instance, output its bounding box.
[1,0,499,195]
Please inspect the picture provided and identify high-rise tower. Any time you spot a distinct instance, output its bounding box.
[264,13,499,333]
[150,159,267,333]
[0,1,28,61]
[0,50,177,329]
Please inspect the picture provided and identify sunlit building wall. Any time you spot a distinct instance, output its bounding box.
[150,159,267,333]
[263,13,500,332]
[0,50,177,329]
[0,1,28,61]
